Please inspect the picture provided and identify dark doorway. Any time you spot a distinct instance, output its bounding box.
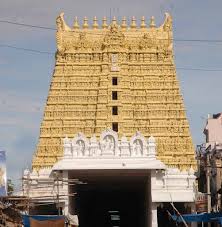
[75,178,146,227]
[157,203,187,227]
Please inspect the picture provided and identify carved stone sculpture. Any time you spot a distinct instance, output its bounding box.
[62,129,158,159]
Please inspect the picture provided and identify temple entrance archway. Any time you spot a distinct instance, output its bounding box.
[69,170,151,227]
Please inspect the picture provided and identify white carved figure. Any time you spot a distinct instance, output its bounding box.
[119,136,130,156]
[63,136,72,158]
[100,129,119,155]
[102,135,115,155]
[77,140,85,156]
[148,136,156,158]
[110,137,115,151]
[72,142,78,157]
[133,140,142,156]
[72,133,89,157]
[89,135,99,156]
[130,132,146,157]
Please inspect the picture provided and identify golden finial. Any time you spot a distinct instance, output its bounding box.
[93,16,99,29]
[131,16,137,29]
[102,17,108,29]
[83,16,89,29]
[112,16,117,25]
[149,16,156,28]
[121,17,127,30]
[73,16,80,29]
[140,16,146,28]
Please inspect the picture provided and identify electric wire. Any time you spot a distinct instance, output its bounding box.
[177,67,222,72]
[0,20,56,30]
[0,44,54,55]
[1,20,222,72]
[0,43,221,72]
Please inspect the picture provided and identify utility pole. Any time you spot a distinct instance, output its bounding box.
[26,172,31,214]
[170,202,188,227]
[207,152,211,227]
[55,172,61,215]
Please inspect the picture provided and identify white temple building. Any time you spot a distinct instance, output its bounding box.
[23,129,196,227]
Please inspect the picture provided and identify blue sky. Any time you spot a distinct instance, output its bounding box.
[0,0,222,188]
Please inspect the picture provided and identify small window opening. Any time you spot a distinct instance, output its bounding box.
[112,91,118,100]
[112,77,118,85]
[112,106,118,115]
[112,122,118,132]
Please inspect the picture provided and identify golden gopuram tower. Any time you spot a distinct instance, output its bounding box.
[32,13,196,170]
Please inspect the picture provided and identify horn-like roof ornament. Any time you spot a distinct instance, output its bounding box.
[83,16,89,29]
[102,17,108,29]
[149,16,156,28]
[131,16,137,29]
[121,17,127,30]
[112,16,117,25]
[93,16,99,29]
[140,16,146,28]
[56,12,71,31]
[73,16,80,29]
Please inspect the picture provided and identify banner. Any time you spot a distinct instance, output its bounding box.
[0,151,7,196]
[22,215,65,227]
[171,212,222,223]
[196,193,208,213]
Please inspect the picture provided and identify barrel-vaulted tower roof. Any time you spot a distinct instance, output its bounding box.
[32,13,196,170]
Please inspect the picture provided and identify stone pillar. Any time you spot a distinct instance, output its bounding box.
[190,203,197,227]
[62,170,69,215]
[146,172,152,227]
[147,171,159,227]
[151,203,158,227]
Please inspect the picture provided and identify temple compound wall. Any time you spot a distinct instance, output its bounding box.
[23,12,197,227]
